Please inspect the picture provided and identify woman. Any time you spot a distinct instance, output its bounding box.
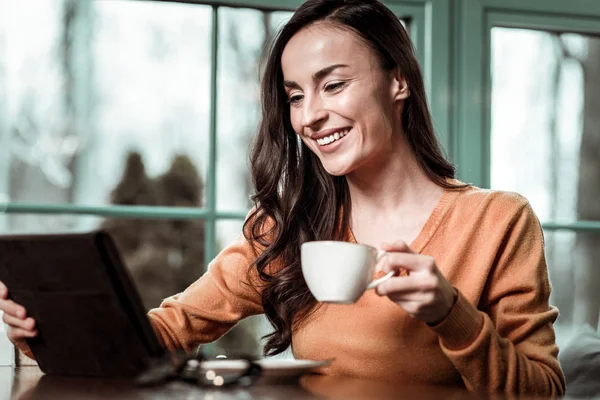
[0,0,564,395]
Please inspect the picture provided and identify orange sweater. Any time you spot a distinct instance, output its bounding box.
[148,184,566,396]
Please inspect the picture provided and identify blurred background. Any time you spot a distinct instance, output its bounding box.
[0,0,599,366]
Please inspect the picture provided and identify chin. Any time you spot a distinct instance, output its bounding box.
[325,170,347,177]
[314,150,360,176]
[321,163,354,177]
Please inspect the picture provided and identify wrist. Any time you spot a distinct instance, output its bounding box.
[427,287,458,326]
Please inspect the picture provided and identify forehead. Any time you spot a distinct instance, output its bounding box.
[281,23,377,80]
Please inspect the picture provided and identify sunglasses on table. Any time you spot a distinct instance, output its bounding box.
[135,350,262,388]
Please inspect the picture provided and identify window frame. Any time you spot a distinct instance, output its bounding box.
[453,0,600,232]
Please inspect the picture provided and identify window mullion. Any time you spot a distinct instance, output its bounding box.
[542,221,600,233]
[0,6,8,232]
[205,5,219,269]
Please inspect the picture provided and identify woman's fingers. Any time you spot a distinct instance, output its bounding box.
[376,276,439,302]
[0,298,27,319]
[376,275,420,296]
[381,240,415,254]
[380,252,437,274]
[0,283,38,350]
[376,242,457,324]
[3,313,35,331]
[7,327,38,342]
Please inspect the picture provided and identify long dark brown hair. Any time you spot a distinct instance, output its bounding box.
[244,0,461,356]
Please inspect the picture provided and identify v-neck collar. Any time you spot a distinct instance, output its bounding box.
[347,179,464,254]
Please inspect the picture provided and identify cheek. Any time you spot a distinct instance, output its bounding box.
[355,94,394,138]
[334,91,358,115]
[334,89,379,128]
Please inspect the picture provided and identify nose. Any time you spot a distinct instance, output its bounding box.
[301,94,327,131]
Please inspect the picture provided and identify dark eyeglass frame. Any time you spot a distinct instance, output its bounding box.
[135,350,263,388]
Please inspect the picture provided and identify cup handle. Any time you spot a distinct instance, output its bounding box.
[366,251,394,290]
[366,270,395,290]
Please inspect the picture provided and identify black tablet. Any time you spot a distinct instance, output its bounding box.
[0,230,165,378]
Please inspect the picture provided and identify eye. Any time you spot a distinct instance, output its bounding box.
[287,94,304,106]
[324,81,348,93]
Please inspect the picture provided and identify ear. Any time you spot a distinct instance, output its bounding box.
[390,68,410,102]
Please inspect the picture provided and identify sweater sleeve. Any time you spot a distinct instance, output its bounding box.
[429,200,566,396]
[147,233,265,351]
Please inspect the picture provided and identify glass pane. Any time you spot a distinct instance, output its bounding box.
[216,7,293,213]
[0,214,206,312]
[0,0,211,206]
[216,218,246,254]
[544,230,600,346]
[270,11,293,33]
[491,28,600,223]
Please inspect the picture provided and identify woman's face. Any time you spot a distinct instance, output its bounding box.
[281,23,409,176]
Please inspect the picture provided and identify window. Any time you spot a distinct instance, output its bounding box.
[0,0,433,363]
[490,27,600,335]
[455,1,600,344]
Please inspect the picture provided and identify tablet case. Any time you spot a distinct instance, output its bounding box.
[0,230,165,378]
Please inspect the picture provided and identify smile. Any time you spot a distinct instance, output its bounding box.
[316,129,349,146]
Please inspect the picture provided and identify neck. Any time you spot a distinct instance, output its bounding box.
[346,131,441,216]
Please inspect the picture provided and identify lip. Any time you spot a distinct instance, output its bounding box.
[314,128,350,154]
[310,127,352,140]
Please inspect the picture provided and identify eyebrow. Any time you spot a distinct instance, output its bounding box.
[283,63,350,89]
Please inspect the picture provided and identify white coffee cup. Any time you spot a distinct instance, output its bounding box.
[300,241,394,304]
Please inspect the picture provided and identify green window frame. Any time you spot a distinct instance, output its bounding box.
[453,0,600,233]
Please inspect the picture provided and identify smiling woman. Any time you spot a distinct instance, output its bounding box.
[247,0,463,358]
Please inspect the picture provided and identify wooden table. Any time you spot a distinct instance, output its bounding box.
[4,366,545,400]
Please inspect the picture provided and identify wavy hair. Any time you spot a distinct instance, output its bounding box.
[244,0,461,356]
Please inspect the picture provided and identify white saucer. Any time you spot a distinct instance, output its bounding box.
[200,359,331,378]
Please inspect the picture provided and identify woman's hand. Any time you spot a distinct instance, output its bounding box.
[376,240,458,325]
[0,281,37,355]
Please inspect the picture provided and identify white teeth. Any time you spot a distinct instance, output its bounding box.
[317,129,349,146]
